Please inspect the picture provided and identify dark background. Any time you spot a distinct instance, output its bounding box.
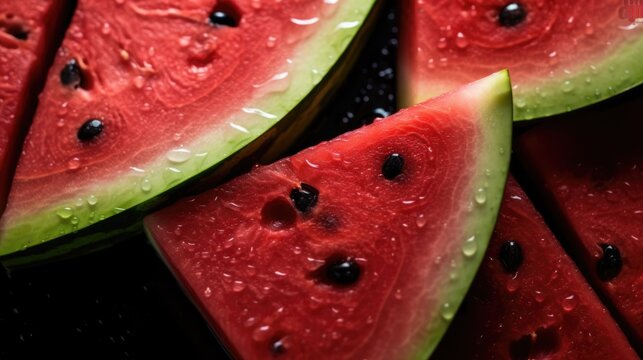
[0,1,399,359]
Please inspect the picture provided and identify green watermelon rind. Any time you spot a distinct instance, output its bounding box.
[513,34,643,120]
[414,70,512,359]
[0,0,380,265]
[400,30,643,121]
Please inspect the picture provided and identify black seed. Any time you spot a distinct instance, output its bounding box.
[382,153,404,180]
[499,2,527,27]
[77,119,104,142]
[271,339,286,354]
[60,59,83,88]
[290,183,319,213]
[209,11,238,27]
[324,258,361,286]
[499,240,523,273]
[10,28,28,40]
[597,244,622,281]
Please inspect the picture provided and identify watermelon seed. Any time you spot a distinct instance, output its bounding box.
[261,197,297,230]
[290,183,319,213]
[498,3,527,27]
[597,244,622,281]
[271,338,286,355]
[500,240,523,273]
[60,59,83,88]
[382,153,404,180]
[77,119,104,141]
[208,3,241,28]
[316,256,361,286]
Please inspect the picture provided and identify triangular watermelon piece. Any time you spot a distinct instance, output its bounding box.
[0,1,68,216]
[516,93,643,351]
[144,71,512,359]
[0,0,380,266]
[398,0,643,120]
[433,176,638,359]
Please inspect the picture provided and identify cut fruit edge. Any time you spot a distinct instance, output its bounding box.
[399,33,643,121]
[412,70,512,358]
[144,70,513,360]
[0,0,380,264]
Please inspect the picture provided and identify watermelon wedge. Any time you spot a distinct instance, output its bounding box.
[515,93,643,351]
[144,71,512,359]
[0,0,380,266]
[398,0,643,120]
[0,1,68,216]
[432,176,638,359]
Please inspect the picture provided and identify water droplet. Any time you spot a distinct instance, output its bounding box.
[534,290,545,303]
[204,287,212,298]
[455,32,468,48]
[252,325,271,341]
[56,207,74,220]
[70,216,79,225]
[441,303,455,321]
[68,158,81,170]
[584,22,594,35]
[232,280,246,292]
[141,178,152,192]
[562,294,578,311]
[166,148,192,164]
[242,107,278,119]
[133,76,145,89]
[244,317,257,327]
[437,37,447,49]
[266,35,277,48]
[415,213,427,228]
[394,288,403,300]
[462,236,477,257]
[499,147,506,155]
[562,80,574,93]
[87,195,98,206]
[474,188,487,205]
[515,98,526,109]
[506,276,520,293]
[163,167,183,185]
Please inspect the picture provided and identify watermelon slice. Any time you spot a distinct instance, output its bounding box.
[515,93,643,350]
[144,71,512,359]
[0,1,68,216]
[432,176,638,359]
[398,0,643,120]
[0,0,380,265]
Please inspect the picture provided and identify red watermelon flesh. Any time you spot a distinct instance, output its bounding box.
[0,0,378,261]
[145,72,512,359]
[398,0,643,120]
[432,176,638,359]
[0,0,67,216]
[515,94,643,350]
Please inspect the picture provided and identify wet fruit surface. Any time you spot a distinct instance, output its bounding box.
[432,177,638,360]
[0,0,69,216]
[144,70,511,359]
[399,0,643,119]
[0,2,400,358]
[516,92,643,350]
